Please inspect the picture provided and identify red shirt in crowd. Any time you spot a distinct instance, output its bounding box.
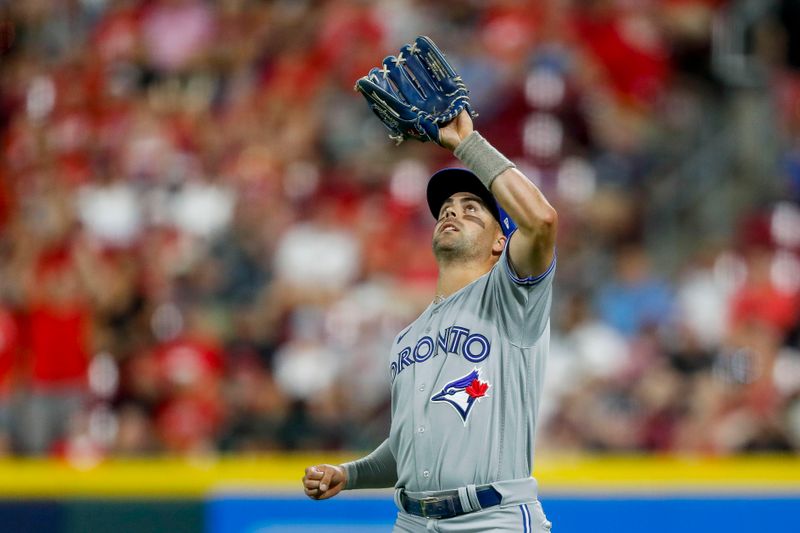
[27,305,89,387]
[0,308,19,396]
[26,250,91,388]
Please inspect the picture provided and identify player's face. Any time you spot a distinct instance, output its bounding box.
[432,192,502,262]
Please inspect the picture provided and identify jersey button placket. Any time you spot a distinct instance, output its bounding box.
[414,388,430,489]
[415,318,434,489]
[416,308,442,489]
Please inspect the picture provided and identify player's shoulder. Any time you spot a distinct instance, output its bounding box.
[393,323,415,346]
[391,306,431,345]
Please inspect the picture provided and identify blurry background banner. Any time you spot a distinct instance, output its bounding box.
[2,454,800,496]
[0,454,799,532]
[0,0,798,484]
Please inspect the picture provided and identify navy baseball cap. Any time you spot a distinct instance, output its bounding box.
[426,168,517,238]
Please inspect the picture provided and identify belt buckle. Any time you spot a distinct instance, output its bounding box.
[419,496,455,519]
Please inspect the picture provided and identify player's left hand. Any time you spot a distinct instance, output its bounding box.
[302,464,347,500]
[438,109,474,152]
[354,35,476,146]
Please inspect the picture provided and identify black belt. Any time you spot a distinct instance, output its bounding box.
[400,486,502,519]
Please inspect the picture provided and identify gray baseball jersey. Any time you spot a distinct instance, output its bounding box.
[389,244,555,492]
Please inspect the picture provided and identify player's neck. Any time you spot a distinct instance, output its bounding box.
[434,261,493,301]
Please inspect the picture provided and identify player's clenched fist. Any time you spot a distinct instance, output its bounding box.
[302,464,347,500]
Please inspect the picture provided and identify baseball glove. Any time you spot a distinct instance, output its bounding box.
[355,36,477,145]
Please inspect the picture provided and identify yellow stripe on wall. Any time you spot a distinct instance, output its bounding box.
[534,454,800,493]
[0,454,798,498]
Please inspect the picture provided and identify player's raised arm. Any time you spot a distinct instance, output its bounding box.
[440,111,558,279]
[355,35,556,279]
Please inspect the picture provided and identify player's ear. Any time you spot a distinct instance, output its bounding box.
[492,231,506,256]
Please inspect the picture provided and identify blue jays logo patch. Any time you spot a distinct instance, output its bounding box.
[430,368,490,424]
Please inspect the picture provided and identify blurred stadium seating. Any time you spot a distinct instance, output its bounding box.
[0,0,799,530]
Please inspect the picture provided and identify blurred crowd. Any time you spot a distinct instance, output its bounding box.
[0,0,799,461]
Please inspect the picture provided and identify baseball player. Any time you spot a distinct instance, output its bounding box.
[303,37,557,532]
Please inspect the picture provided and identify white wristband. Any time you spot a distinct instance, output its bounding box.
[453,131,515,190]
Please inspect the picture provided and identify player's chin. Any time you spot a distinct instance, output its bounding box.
[433,239,473,262]
[432,239,454,256]
[433,232,460,249]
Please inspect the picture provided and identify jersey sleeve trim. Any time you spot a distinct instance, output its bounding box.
[503,248,557,286]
